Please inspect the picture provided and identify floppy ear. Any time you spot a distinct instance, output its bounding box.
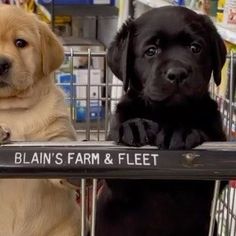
[107,19,134,92]
[37,20,64,76]
[202,15,226,86]
[212,34,227,86]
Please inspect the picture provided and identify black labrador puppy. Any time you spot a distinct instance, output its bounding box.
[96,6,226,236]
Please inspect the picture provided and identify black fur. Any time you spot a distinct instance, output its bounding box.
[96,6,226,236]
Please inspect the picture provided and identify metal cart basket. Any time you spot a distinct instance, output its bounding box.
[0,49,235,236]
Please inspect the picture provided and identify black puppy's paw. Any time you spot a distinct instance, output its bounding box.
[169,128,208,150]
[116,118,159,146]
[154,128,166,149]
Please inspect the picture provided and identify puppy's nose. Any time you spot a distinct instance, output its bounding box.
[166,67,188,83]
[0,57,11,76]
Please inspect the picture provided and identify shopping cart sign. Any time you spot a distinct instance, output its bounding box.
[5,148,159,169]
[0,141,235,179]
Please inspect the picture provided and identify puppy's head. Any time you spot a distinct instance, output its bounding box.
[108,6,226,105]
[0,5,64,97]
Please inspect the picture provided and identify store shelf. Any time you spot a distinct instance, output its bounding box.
[45,4,118,16]
[216,23,236,45]
[135,0,236,45]
[136,0,171,8]
[61,36,103,46]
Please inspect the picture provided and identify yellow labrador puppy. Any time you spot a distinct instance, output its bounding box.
[0,5,82,236]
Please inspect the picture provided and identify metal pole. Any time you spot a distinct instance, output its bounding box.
[228,51,234,140]
[70,48,75,121]
[86,49,92,141]
[208,180,221,236]
[80,179,86,236]
[104,49,109,139]
[91,179,98,236]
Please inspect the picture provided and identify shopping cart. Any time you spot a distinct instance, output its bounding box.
[55,48,236,236]
[0,49,235,236]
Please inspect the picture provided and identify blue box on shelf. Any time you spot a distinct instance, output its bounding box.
[56,73,75,104]
[75,100,104,122]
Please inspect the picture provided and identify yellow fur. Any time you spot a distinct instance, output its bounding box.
[0,5,81,236]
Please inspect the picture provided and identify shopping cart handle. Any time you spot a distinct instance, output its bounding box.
[0,141,234,180]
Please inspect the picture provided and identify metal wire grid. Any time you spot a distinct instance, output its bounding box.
[56,48,122,236]
[210,52,236,236]
[56,48,123,143]
[56,49,236,236]
[211,51,236,141]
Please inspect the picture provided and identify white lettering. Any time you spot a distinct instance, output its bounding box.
[68,152,74,164]
[74,153,82,164]
[15,152,23,164]
[43,153,51,164]
[151,154,159,166]
[142,153,151,166]
[31,152,52,164]
[92,153,100,165]
[84,153,91,164]
[134,153,142,165]
[31,152,39,164]
[68,152,100,165]
[55,153,63,165]
[118,153,126,164]
[117,153,159,166]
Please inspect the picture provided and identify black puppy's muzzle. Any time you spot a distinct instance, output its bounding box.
[165,67,189,85]
[143,60,193,102]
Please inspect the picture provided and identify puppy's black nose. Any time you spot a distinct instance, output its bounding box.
[166,67,188,83]
[0,57,11,76]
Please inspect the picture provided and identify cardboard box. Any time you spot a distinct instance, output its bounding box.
[74,69,104,122]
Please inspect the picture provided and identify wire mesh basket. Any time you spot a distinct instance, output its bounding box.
[53,48,236,236]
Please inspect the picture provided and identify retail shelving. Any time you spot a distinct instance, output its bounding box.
[135,0,236,45]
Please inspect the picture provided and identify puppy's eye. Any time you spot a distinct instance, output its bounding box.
[145,46,160,57]
[15,39,28,48]
[190,43,201,54]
